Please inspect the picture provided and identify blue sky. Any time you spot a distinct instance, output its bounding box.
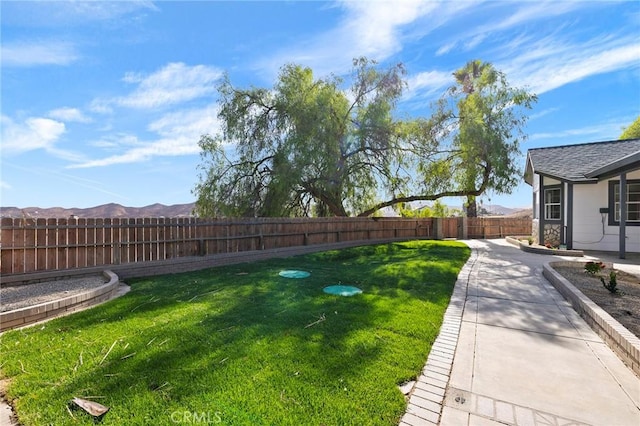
[1,1,639,211]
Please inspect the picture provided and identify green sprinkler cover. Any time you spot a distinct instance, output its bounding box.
[278,270,311,279]
[323,285,363,296]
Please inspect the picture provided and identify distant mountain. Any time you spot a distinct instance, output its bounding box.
[480,205,532,217]
[0,202,532,219]
[0,203,197,219]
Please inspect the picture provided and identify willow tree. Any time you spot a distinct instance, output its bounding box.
[194,58,407,217]
[356,60,537,217]
[194,58,536,217]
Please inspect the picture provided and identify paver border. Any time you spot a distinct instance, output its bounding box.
[0,270,124,332]
[543,261,640,377]
[399,244,477,425]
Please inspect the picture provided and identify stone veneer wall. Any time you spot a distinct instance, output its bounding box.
[543,223,561,247]
[532,219,539,244]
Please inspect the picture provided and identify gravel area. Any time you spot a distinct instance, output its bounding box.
[553,263,640,338]
[0,276,108,312]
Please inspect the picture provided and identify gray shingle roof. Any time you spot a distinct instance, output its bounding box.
[525,138,640,184]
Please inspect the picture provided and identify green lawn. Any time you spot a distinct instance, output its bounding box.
[0,240,470,425]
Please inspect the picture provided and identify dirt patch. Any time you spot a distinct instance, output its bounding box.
[553,263,640,338]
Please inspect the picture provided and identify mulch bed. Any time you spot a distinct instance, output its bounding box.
[553,264,640,338]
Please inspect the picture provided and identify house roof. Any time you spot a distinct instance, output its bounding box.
[525,138,640,185]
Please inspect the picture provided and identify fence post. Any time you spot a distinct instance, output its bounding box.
[197,239,206,256]
[114,242,121,265]
[434,218,443,240]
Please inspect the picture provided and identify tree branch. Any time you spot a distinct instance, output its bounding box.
[357,164,491,217]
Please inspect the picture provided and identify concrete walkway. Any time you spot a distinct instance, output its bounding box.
[402,239,640,426]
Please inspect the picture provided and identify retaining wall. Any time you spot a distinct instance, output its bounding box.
[543,261,640,377]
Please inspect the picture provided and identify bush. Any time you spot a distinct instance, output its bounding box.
[600,271,618,294]
[584,261,605,275]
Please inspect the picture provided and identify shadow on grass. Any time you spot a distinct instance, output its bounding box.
[1,241,470,425]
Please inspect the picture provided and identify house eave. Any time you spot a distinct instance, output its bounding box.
[585,152,640,179]
[535,171,598,184]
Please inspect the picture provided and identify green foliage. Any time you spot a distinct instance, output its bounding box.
[620,115,640,140]
[584,261,605,275]
[444,60,537,217]
[600,271,618,294]
[396,200,457,218]
[0,241,470,425]
[194,58,406,217]
[193,57,536,218]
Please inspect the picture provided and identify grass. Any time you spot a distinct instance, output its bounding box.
[0,240,470,425]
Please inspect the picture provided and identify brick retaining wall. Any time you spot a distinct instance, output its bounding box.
[543,261,640,376]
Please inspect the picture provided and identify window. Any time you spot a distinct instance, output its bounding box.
[610,180,640,225]
[544,187,561,220]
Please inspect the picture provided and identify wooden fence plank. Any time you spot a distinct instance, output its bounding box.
[1,218,15,274]
[36,218,47,271]
[0,216,532,276]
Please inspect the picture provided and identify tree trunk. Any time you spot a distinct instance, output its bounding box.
[466,196,478,218]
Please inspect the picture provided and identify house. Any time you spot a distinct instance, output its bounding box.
[524,138,640,257]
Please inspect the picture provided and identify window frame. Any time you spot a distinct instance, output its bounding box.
[543,186,562,221]
[608,179,640,226]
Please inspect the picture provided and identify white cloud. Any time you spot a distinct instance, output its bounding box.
[2,1,158,27]
[338,1,437,59]
[88,133,144,150]
[68,137,197,168]
[60,1,158,22]
[411,3,639,101]
[529,107,560,121]
[529,119,631,142]
[89,99,114,115]
[502,36,640,94]
[0,180,12,190]
[1,41,78,67]
[481,1,582,35]
[1,115,66,154]
[114,62,223,109]
[435,41,456,56]
[69,105,221,168]
[405,70,452,100]
[434,1,585,57]
[259,0,449,77]
[48,107,92,123]
[147,105,219,139]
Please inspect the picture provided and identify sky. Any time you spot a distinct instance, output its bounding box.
[1,0,639,211]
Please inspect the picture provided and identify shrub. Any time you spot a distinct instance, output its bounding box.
[584,261,605,275]
[600,271,618,294]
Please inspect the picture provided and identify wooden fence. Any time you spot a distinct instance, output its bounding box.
[466,217,532,239]
[0,216,531,276]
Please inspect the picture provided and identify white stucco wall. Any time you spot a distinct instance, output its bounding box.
[572,170,640,253]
